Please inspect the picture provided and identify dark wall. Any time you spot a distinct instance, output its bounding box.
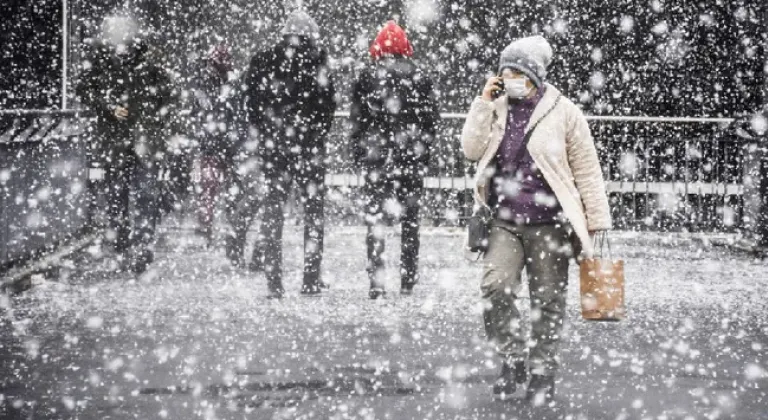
[0,0,62,109]
[3,0,766,116]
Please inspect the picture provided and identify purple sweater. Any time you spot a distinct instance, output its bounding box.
[491,88,563,225]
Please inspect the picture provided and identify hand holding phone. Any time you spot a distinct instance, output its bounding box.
[114,106,129,121]
[482,76,504,102]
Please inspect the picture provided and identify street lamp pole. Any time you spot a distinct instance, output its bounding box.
[62,0,68,110]
[759,3,768,250]
[759,143,768,249]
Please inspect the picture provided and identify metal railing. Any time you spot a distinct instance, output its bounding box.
[0,109,752,259]
[0,110,92,272]
[324,112,747,231]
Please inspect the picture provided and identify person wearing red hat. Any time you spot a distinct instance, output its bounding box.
[350,20,439,299]
[368,20,415,60]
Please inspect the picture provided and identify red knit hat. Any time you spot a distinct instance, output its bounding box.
[369,21,413,60]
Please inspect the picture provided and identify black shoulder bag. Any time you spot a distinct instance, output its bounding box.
[466,94,563,254]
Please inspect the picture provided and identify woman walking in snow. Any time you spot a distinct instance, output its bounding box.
[460,35,611,404]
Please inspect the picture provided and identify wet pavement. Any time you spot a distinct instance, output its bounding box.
[1,223,768,419]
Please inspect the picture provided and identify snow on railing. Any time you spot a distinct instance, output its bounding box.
[320,173,744,197]
[0,109,84,116]
[1,108,737,123]
[1,108,737,145]
[333,110,736,124]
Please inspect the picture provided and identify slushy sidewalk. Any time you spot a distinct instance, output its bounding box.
[1,226,767,419]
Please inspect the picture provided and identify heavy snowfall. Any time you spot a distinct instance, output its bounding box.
[1,1,767,419]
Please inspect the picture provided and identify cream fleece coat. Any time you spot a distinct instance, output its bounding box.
[460,84,611,258]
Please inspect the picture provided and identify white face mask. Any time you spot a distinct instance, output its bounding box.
[504,77,532,99]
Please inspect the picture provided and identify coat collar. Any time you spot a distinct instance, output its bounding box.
[492,83,562,132]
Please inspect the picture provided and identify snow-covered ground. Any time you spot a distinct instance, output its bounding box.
[2,222,767,419]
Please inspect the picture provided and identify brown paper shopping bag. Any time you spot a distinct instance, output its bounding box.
[579,234,625,321]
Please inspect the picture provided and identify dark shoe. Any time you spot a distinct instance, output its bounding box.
[300,284,322,296]
[369,288,386,300]
[194,225,212,239]
[492,361,518,398]
[400,281,416,295]
[248,244,263,272]
[526,375,555,406]
[514,361,527,384]
[369,271,385,299]
[267,287,285,300]
[129,249,154,275]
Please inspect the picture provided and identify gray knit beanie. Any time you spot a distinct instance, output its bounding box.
[281,10,320,39]
[497,35,553,88]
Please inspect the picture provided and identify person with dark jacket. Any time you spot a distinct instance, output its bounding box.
[350,21,439,299]
[190,43,237,244]
[243,10,336,298]
[77,29,177,274]
[222,79,263,267]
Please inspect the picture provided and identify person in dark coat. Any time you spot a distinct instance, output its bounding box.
[190,43,238,244]
[243,10,337,298]
[222,80,263,267]
[350,21,439,299]
[77,26,177,274]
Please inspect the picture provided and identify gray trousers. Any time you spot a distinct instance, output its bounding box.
[482,219,574,376]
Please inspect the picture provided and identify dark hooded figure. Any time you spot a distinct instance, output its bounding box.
[77,24,176,274]
[350,21,439,299]
[243,10,337,298]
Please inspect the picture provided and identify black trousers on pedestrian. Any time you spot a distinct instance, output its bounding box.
[227,155,262,246]
[104,152,159,254]
[260,153,325,293]
[158,152,193,216]
[363,167,423,289]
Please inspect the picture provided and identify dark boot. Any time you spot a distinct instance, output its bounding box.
[300,268,323,297]
[493,360,524,398]
[267,286,285,300]
[248,242,263,272]
[514,361,527,384]
[526,375,556,405]
[194,225,212,240]
[300,283,322,297]
[369,271,386,300]
[369,288,387,300]
[224,232,246,266]
[128,249,154,275]
[400,267,418,295]
[400,279,417,295]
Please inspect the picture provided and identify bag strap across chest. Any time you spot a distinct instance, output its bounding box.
[506,94,563,170]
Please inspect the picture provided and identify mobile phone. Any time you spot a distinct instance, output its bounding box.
[491,77,505,99]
